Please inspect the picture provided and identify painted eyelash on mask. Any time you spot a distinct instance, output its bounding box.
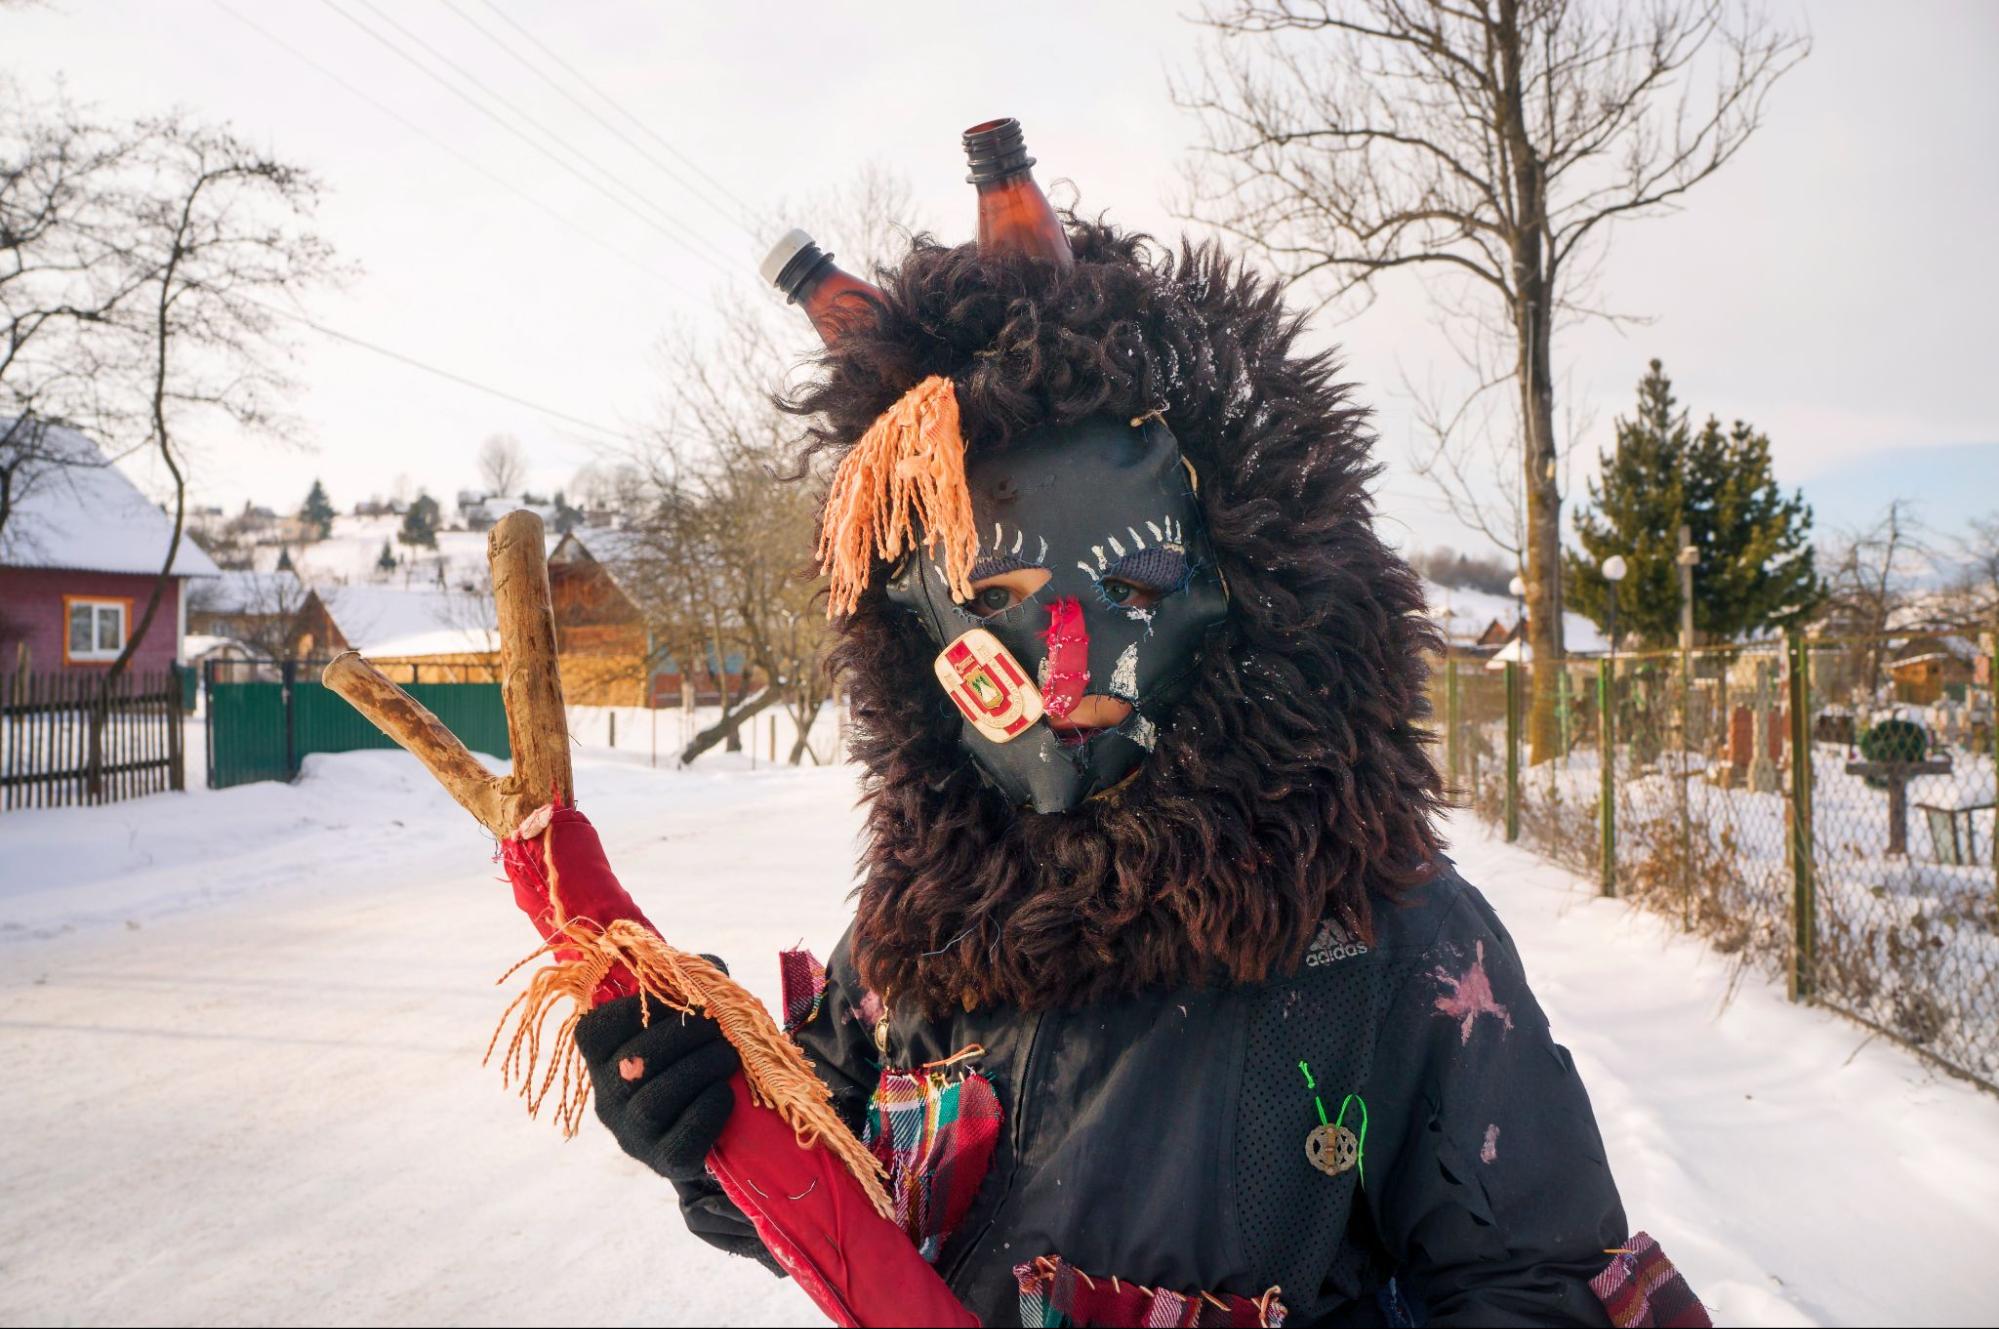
[1071,513,1184,578]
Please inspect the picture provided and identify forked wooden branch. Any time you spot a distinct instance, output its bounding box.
[323,510,570,837]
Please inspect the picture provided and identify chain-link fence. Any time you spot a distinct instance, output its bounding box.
[1432,633,1998,1094]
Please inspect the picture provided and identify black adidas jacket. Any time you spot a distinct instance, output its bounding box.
[680,868,1628,1326]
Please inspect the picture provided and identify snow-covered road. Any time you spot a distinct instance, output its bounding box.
[1,742,1994,1326]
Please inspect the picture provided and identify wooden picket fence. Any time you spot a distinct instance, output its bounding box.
[0,669,185,811]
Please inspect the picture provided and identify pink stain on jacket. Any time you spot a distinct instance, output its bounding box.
[1432,940,1514,1046]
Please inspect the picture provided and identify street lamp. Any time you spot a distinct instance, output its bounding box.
[1507,573,1527,652]
[1601,555,1627,657]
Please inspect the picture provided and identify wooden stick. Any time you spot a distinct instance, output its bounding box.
[323,652,508,837]
[488,511,572,813]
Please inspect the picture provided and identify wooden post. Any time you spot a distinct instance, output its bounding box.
[1445,654,1460,800]
[1504,660,1520,843]
[1599,656,1615,897]
[1787,633,1816,1002]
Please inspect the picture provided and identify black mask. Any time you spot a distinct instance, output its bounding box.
[887,415,1228,813]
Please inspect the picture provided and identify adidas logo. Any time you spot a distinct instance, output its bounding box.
[1305,918,1370,968]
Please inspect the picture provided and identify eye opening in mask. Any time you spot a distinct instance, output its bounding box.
[959,559,1051,622]
[1091,545,1192,619]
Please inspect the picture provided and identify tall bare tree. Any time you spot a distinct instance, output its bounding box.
[1176,0,1806,760]
[1820,499,1932,699]
[1,80,147,555]
[477,432,527,496]
[1943,512,1999,632]
[605,165,923,766]
[630,305,828,764]
[77,120,336,790]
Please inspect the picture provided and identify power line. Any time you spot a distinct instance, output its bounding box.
[252,297,717,455]
[317,0,741,281]
[437,0,758,238]
[338,0,741,275]
[474,0,763,230]
[252,297,638,445]
[343,0,743,275]
[210,0,696,299]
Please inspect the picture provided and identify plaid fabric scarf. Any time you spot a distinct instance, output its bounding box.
[1590,1232,1711,1328]
[1014,1256,1287,1328]
[865,1065,1003,1261]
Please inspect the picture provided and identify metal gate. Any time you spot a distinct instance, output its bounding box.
[206,659,509,790]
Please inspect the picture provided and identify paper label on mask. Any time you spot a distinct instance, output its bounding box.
[935,629,1044,744]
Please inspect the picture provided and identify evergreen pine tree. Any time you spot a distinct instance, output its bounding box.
[375,539,396,573]
[1682,416,1821,639]
[299,479,336,540]
[1567,361,1688,649]
[1568,360,1821,648]
[275,546,294,573]
[398,491,441,549]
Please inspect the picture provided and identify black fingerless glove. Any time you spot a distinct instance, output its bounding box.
[576,989,739,1181]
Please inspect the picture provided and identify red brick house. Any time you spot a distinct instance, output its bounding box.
[0,424,220,675]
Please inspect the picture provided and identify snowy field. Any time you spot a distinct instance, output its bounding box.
[2,730,1997,1326]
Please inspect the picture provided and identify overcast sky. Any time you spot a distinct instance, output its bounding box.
[8,0,1996,557]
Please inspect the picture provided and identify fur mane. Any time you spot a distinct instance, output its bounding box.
[788,220,1446,1016]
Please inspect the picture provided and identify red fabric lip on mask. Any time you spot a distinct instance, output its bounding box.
[1039,597,1090,721]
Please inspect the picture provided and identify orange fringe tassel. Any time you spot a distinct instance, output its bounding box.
[485,921,892,1219]
[817,374,978,618]
[485,818,892,1219]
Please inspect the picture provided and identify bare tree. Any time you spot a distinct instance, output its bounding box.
[627,304,825,765]
[79,119,337,790]
[1176,0,1807,760]
[604,165,924,766]
[478,432,527,496]
[1820,500,1933,698]
[1942,512,1999,631]
[187,569,314,661]
[1,80,148,554]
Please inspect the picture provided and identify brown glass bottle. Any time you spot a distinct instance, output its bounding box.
[962,118,1073,269]
[759,229,883,348]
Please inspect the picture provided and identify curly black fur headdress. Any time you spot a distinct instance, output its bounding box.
[789,220,1445,1016]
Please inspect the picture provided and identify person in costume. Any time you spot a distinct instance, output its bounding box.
[572,120,1705,1328]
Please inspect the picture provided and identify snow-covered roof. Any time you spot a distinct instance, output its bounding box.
[189,569,306,616]
[1421,578,1608,654]
[324,583,496,658]
[0,421,222,578]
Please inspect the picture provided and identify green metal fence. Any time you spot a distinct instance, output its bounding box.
[206,659,509,790]
[1434,632,1998,1095]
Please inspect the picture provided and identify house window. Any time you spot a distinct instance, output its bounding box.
[64,597,128,663]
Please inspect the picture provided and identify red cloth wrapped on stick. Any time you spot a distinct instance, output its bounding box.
[494,803,976,1329]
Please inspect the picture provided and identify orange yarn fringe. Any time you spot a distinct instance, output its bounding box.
[817,374,978,618]
[485,820,891,1220]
